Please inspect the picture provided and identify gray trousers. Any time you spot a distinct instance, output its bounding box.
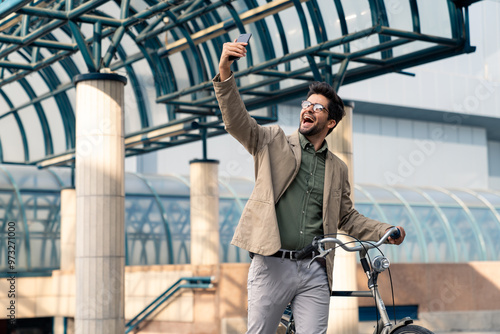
[246,254,330,334]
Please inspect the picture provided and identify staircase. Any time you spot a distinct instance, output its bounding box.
[125,276,213,333]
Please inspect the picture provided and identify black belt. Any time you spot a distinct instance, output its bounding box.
[269,250,300,260]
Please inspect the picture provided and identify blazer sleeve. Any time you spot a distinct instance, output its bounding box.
[213,73,279,156]
[337,162,392,241]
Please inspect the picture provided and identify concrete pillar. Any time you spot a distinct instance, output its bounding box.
[326,103,358,334]
[189,159,220,266]
[60,188,76,271]
[190,159,220,334]
[74,73,127,334]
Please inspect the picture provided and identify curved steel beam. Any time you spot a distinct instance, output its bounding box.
[306,0,327,44]
[244,0,280,115]
[17,46,75,151]
[368,0,393,59]
[165,10,208,85]
[200,2,236,73]
[409,0,421,33]
[448,0,462,39]
[45,168,65,187]
[265,0,291,71]
[68,21,97,72]
[102,24,126,68]
[0,165,31,269]
[355,184,398,261]
[159,27,189,120]
[127,172,175,264]
[292,0,323,81]
[189,18,216,79]
[412,187,459,262]
[115,45,149,129]
[460,188,500,252]
[16,75,54,156]
[431,186,488,260]
[0,196,17,251]
[293,0,311,49]
[333,0,350,53]
[224,1,253,73]
[381,185,429,262]
[0,88,29,161]
[35,68,75,149]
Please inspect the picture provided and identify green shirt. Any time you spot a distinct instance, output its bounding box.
[275,133,328,250]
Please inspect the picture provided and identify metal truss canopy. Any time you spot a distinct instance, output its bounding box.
[0,0,480,166]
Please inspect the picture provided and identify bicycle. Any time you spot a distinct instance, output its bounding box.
[278,227,433,334]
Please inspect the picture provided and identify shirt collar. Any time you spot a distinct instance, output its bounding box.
[298,132,328,154]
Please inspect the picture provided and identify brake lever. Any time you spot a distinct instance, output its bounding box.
[307,247,332,268]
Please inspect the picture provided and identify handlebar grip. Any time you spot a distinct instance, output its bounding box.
[295,243,317,260]
[390,228,401,240]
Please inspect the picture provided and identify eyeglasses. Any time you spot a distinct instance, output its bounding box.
[301,100,328,114]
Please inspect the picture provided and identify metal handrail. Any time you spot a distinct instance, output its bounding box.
[125,276,213,333]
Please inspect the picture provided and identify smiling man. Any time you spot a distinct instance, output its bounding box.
[213,39,406,334]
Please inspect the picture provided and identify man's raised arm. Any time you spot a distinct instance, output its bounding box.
[218,40,247,81]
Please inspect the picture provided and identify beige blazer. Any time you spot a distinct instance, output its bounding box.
[213,74,391,289]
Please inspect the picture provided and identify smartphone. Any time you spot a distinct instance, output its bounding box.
[229,33,252,61]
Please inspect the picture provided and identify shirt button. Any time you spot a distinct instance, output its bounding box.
[302,210,305,214]
[300,231,303,234]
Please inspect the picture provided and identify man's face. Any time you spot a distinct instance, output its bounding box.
[299,94,335,137]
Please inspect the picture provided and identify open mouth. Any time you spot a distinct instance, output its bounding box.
[302,114,315,124]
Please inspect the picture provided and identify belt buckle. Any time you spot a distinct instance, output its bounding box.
[289,251,297,261]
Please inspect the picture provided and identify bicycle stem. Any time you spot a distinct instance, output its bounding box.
[370,279,392,332]
[360,253,393,333]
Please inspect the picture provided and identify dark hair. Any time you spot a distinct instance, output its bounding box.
[307,82,345,135]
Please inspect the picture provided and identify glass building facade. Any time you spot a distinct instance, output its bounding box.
[1,165,499,274]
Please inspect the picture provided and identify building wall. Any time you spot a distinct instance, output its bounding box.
[352,114,489,188]
[488,140,500,189]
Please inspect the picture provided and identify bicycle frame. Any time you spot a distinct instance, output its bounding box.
[330,247,414,334]
[289,228,416,334]
[280,228,434,334]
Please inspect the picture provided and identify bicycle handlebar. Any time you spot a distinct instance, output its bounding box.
[295,243,317,260]
[315,226,400,253]
[296,227,400,266]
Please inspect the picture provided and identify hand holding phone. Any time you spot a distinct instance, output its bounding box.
[229,33,252,61]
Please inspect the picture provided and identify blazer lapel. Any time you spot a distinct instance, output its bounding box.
[323,152,334,220]
[289,131,301,168]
